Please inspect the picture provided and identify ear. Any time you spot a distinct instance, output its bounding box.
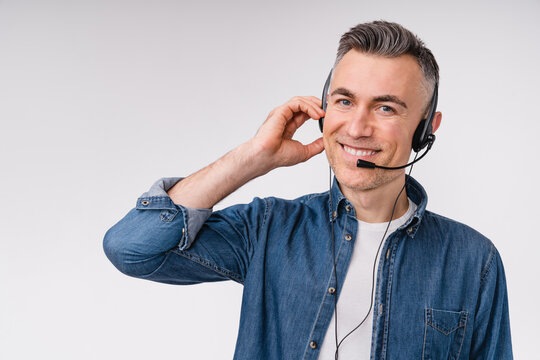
[431,111,442,133]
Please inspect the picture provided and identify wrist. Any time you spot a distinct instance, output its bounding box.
[234,140,274,179]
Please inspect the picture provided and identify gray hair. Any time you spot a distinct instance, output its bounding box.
[335,21,439,94]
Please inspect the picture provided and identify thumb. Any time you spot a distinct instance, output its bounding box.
[302,137,325,162]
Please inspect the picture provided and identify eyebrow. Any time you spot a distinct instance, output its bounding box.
[330,87,408,109]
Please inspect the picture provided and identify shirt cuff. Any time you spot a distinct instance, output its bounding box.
[138,177,213,250]
[141,177,183,198]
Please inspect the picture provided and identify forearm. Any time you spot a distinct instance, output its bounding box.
[167,141,270,209]
[104,142,269,279]
[104,96,323,283]
[168,97,324,208]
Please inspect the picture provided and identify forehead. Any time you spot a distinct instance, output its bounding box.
[332,50,428,103]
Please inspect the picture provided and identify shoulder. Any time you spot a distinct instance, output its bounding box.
[419,210,498,277]
[422,210,493,246]
[214,190,329,220]
[249,191,332,228]
[263,190,329,211]
[213,191,329,227]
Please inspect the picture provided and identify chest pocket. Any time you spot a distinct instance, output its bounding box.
[422,308,468,360]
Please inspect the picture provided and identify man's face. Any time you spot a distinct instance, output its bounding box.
[323,50,432,192]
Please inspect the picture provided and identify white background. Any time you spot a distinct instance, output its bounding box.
[1,0,538,358]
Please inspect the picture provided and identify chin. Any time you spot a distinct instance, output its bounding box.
[336,173,382,192]
[333,166,404,192]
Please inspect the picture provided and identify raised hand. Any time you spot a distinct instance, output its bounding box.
[249,96,325,171]
[167,96,325,208]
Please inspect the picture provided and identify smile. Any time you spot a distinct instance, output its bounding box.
[342,144,379,156]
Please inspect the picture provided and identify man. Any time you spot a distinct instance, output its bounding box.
[104,21,512,359]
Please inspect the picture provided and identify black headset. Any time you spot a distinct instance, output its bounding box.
[318,70,438,153]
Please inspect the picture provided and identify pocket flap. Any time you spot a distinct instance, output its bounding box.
[426,308,468,335]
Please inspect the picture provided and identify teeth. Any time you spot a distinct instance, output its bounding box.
[343,145,378,156]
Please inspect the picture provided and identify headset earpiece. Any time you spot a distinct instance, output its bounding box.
[319,70,333,133]
[411,84,438,152]
[412,119,427,152]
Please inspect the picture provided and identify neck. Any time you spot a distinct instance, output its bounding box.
[339,174,409,223]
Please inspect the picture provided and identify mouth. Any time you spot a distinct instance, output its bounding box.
[340,143,381,159]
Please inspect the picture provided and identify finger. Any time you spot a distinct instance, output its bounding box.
[296,96,325,116]
[283,112,310,139]
[304,96,323,108]
[292,95,322,106]
[259,104,294,137]
[283,98,326,140]
[289,98,325,127]
[260,98,323,139]
[287,98,324,120]
[301,137,325,162]
[295,96,324,116]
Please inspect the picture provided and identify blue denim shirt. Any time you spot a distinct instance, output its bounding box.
[103,175,512,359]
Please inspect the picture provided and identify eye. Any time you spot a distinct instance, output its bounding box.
[378,105,395,114]
[338,99,351,106]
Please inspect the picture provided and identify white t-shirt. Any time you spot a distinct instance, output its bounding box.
[318,198,417,359]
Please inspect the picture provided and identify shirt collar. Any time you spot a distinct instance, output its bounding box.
[327,175,428,238]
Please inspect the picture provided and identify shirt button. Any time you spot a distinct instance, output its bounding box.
[310,341,318,349]
[141,200,150,206]
[345,205,351,212]
[345,234,352,241]
[332,211,337,219]
[407,227,414,234]
[328,287,336,294]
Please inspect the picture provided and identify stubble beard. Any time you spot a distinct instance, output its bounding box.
[326,147,405,192]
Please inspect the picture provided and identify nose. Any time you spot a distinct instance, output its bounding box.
[346,108,374,138]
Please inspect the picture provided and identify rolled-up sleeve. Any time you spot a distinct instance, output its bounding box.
[139,177,213,248]
[103,177,268,285]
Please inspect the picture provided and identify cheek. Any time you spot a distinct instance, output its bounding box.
[376,123,416,158]
[377,122,408,143]
[321,114,342,145]
[321,111,342,133]
[322,134,330,151]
